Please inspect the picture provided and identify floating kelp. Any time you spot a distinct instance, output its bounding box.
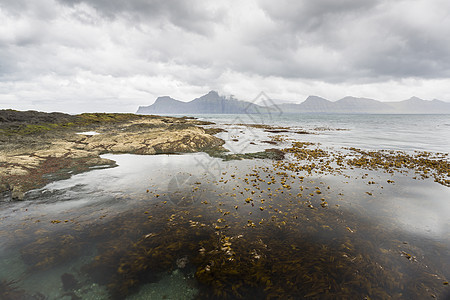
[279,142,449,187]
[345,148,450,186]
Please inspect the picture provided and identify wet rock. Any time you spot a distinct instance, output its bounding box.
[264,148,285,160]
[0,187,12,202]
[264,129,289,133]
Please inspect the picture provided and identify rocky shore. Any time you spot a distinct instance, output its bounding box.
[0,110,225,200]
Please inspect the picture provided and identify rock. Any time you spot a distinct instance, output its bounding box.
[11,186,25,200]
[66,149,94,159]
[110,143,140,153]
[137,146,156,155]
[8,155,43,167]
[85,157,115,166]
[7,167,29,176]
[0,112,226,198]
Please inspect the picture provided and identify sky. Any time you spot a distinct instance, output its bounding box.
[1,0,450,113]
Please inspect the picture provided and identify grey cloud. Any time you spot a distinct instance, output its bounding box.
[0,0,59,19]
[350,4,450,79]
[246,0,450,80]
[1,0,450,113]
[0,0,29,15]
[259,0,381,31]
[4,0,450,82]
[56,0,226,35]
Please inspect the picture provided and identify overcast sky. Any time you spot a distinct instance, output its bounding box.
[1,0,450,113]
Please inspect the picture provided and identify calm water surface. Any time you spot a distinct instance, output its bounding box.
[0,114,449,299]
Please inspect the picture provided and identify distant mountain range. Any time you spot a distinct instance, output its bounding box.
[136,91,450,115]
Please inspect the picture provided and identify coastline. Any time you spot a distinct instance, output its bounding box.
[1,110,448,201]
[0,110,226,200]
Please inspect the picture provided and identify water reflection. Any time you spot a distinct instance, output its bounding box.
[0,153,449,299]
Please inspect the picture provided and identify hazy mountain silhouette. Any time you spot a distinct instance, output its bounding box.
[137,92,450,115]
[276,96,450,114]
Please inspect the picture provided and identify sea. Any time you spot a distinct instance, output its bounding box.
[0,113,449,299]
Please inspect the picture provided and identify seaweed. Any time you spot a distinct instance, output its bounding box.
[0,279,46,300]
[75,183,448,299]
[21,233,84,271]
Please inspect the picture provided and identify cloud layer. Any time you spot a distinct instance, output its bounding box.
[1,0,449,112]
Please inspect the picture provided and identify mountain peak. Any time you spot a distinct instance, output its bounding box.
[207,90,219,96]
[154,96,177,103]
[303,95,329,103]
[408,96,424,102]
[340,96,357,100]
[195,90,223,101]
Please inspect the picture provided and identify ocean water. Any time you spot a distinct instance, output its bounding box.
[187,113,450,153]
[0,114,449,299]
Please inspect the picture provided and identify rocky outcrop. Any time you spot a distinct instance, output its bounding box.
[0,112,225,200]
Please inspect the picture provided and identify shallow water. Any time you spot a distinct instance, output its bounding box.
[1,114,450,299]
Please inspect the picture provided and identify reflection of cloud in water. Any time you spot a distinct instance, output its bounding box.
[321,170,450,243]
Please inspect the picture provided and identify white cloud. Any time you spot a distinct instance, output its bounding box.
[0,0,449,113]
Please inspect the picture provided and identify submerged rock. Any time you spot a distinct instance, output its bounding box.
[176,256,189,269]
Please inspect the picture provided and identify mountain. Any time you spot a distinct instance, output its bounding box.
[137,92,450,115]
[276,96,450,114]
[276,96,388,113]
[385,97,450,114]
[334,97,391,113]
[136,91,272,114]
[137,96,187,114]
